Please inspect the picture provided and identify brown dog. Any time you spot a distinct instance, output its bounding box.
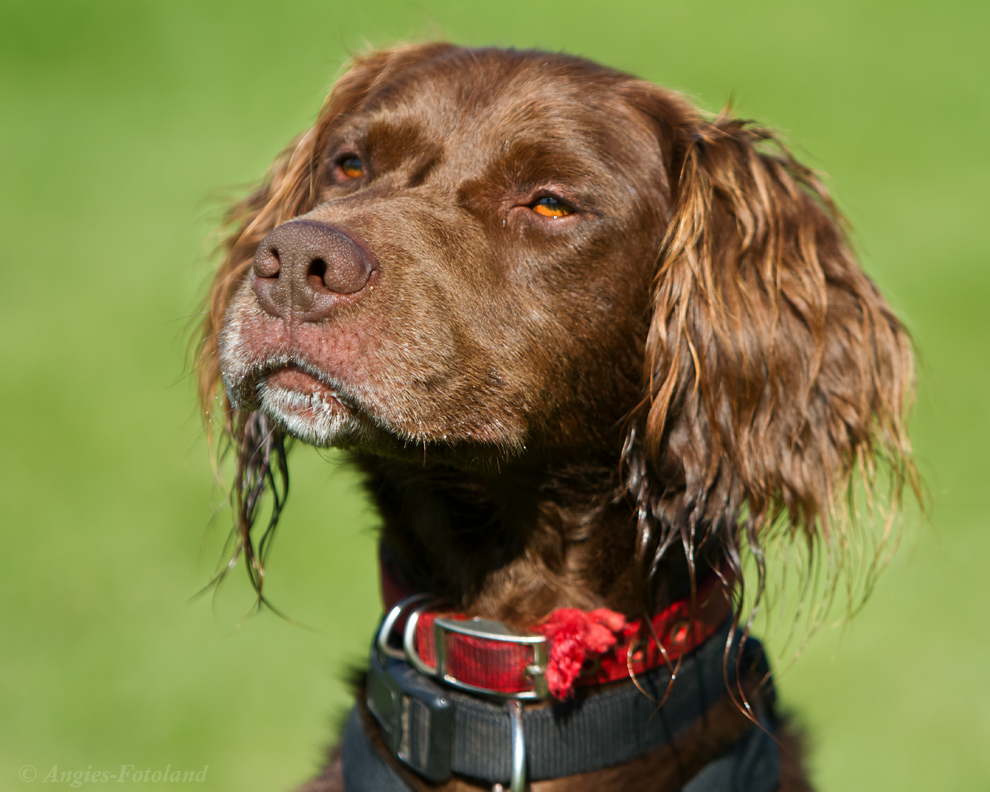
[199,43,915,791]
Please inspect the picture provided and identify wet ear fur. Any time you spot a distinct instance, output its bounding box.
[626,92,916,607]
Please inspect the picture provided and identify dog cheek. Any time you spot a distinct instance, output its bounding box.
[217,303,263,409]
[217,277,286,406]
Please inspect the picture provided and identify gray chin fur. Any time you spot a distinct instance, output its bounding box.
[257,383,358,447]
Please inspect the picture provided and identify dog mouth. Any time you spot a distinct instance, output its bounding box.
[255,364,360,446]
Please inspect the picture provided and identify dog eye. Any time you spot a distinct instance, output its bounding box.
[337,156,364,180]
[531,196,573,218]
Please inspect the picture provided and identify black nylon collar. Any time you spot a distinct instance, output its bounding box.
[346,622,781,790]
[342,707,780,792]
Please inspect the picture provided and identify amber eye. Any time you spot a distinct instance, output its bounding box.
[531,196,572,218]
[338,156,364,179]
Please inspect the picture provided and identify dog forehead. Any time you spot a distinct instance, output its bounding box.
[348,52,654,183]
[372,47,626,116]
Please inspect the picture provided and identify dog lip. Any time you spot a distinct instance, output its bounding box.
[263,364,353,409]
[255,363,365,446]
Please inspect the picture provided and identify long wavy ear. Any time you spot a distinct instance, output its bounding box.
[624,91,917,620]
[194,42,457,596]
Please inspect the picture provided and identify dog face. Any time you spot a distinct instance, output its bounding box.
[217,45,672,464]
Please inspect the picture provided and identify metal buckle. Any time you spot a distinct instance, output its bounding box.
[433,616,550,699]
[370,601,539,787]
[381,595,550,699]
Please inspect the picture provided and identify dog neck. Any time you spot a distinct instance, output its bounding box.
[353,453,697,627]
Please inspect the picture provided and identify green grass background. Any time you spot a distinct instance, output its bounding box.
[1,0,987,789]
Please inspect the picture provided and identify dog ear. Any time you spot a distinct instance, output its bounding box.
[624,93,917,609]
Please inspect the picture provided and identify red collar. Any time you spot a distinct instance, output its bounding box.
[378,548,732,700]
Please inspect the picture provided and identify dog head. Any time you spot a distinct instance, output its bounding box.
[199,44,915,611]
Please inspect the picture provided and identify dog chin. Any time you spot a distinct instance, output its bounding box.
[258,382,358,447]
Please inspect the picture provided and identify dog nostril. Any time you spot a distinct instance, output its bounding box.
[308,258,328,290]
[254,246,281,279]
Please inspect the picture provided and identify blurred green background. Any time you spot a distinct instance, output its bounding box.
[1,0,987,789]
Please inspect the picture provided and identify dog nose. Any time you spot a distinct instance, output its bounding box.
[252,220,376,321]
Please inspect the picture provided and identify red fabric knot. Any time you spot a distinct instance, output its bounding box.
[536,607,628,699]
